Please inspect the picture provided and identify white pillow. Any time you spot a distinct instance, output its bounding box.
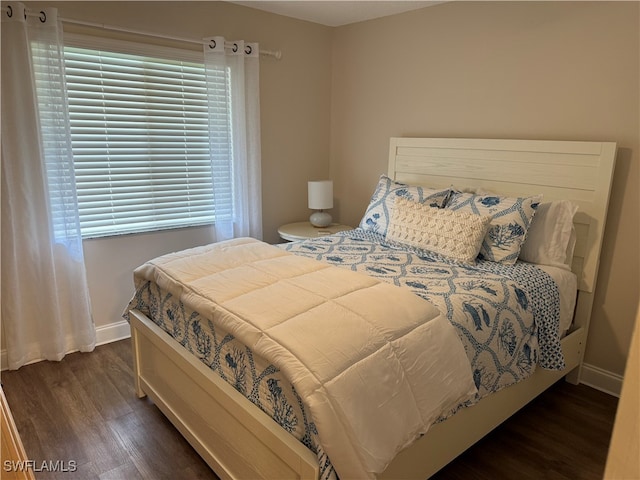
[387,197,492,264]
[519,200,579,270]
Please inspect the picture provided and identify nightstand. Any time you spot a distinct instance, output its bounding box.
[278,222,352,241]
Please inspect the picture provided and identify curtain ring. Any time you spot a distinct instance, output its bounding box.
[245,45,252,55]
[6,5,12,17]
[209,39,216,49]
[232,43,238,53]
[39,10,46,22]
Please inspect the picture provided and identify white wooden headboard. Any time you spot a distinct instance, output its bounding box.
[387,137,616,346]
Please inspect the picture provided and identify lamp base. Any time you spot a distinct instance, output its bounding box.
[309,211,332,228]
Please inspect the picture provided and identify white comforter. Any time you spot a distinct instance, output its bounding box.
[134,237,476,479]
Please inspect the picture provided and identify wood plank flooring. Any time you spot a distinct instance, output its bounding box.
[1,340,618,479]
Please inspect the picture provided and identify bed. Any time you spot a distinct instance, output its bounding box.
[126,137,616,479]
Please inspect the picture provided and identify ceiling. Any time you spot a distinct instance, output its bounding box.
[230,1,440,27]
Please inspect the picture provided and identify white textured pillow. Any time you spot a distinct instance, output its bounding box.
[387,197,492,264]
[519,200,578,269]
[358,175,452,237]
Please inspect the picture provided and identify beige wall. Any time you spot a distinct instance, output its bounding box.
[330,1,639,377]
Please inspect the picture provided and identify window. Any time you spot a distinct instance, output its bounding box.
[62,35,231,238]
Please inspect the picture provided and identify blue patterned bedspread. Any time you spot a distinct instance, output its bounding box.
[280,230,565,390]
[125,229,563,480]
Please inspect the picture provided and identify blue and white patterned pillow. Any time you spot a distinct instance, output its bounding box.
[358,175,451,237]
[445,192,542,264]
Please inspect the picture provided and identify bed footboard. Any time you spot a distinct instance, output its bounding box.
[130,307,583,480]
[128,309,319,480]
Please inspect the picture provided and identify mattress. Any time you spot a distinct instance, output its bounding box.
[125,229,566,479]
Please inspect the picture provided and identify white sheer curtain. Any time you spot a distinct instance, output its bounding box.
[1,2,95,369]
[204,36,262,241]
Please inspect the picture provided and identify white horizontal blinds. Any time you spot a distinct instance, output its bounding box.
[63,36,232,237]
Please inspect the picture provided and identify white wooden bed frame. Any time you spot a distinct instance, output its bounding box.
[129,137,617,479]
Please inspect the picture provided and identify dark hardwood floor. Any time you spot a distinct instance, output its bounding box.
[1,340,618,479]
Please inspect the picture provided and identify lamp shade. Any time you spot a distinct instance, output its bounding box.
[308,180,333,210]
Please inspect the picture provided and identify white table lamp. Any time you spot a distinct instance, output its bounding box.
[308,180,333,227]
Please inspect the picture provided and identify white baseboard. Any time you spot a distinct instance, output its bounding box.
[1,320,131,371]
[580,362,623,397]
[95,319,132,346]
